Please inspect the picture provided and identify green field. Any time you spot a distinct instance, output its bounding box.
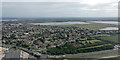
[64,49,118,58]
[78,40,102,45]
[99,34,119,44]
[58,23,117,30]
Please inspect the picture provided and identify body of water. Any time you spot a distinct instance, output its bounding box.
[100,27,118,30]
[30,22,90,25]
[89,21,119,25]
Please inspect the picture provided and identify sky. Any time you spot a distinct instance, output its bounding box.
[1,0,119,18]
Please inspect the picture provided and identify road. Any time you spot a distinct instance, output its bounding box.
[4,49,21,58]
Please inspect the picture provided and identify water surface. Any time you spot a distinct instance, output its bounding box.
[90,21,119,25]
[100,27,118,30]
[31,22,90,25]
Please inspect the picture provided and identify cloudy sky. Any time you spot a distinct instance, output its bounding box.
[1,0,119,18]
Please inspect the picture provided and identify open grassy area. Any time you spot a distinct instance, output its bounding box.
[78,40,102,45]
[99,34,119,44]
[80,44,112,50]
[64,49,118,58]
[58,23,117,30]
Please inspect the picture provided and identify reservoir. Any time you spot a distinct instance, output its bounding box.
[30,22,90,25]
[89,21,119,25]
[100,27,118,30]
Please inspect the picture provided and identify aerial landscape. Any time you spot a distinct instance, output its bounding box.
[1,17,119,59]
[0,0,120,60]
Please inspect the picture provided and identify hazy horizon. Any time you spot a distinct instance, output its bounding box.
[2,1,118,18]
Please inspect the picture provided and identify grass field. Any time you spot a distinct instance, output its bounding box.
[64,49,118,58]
[58,23,117,30]
[99,34,119,44]
[78,40,102,45]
